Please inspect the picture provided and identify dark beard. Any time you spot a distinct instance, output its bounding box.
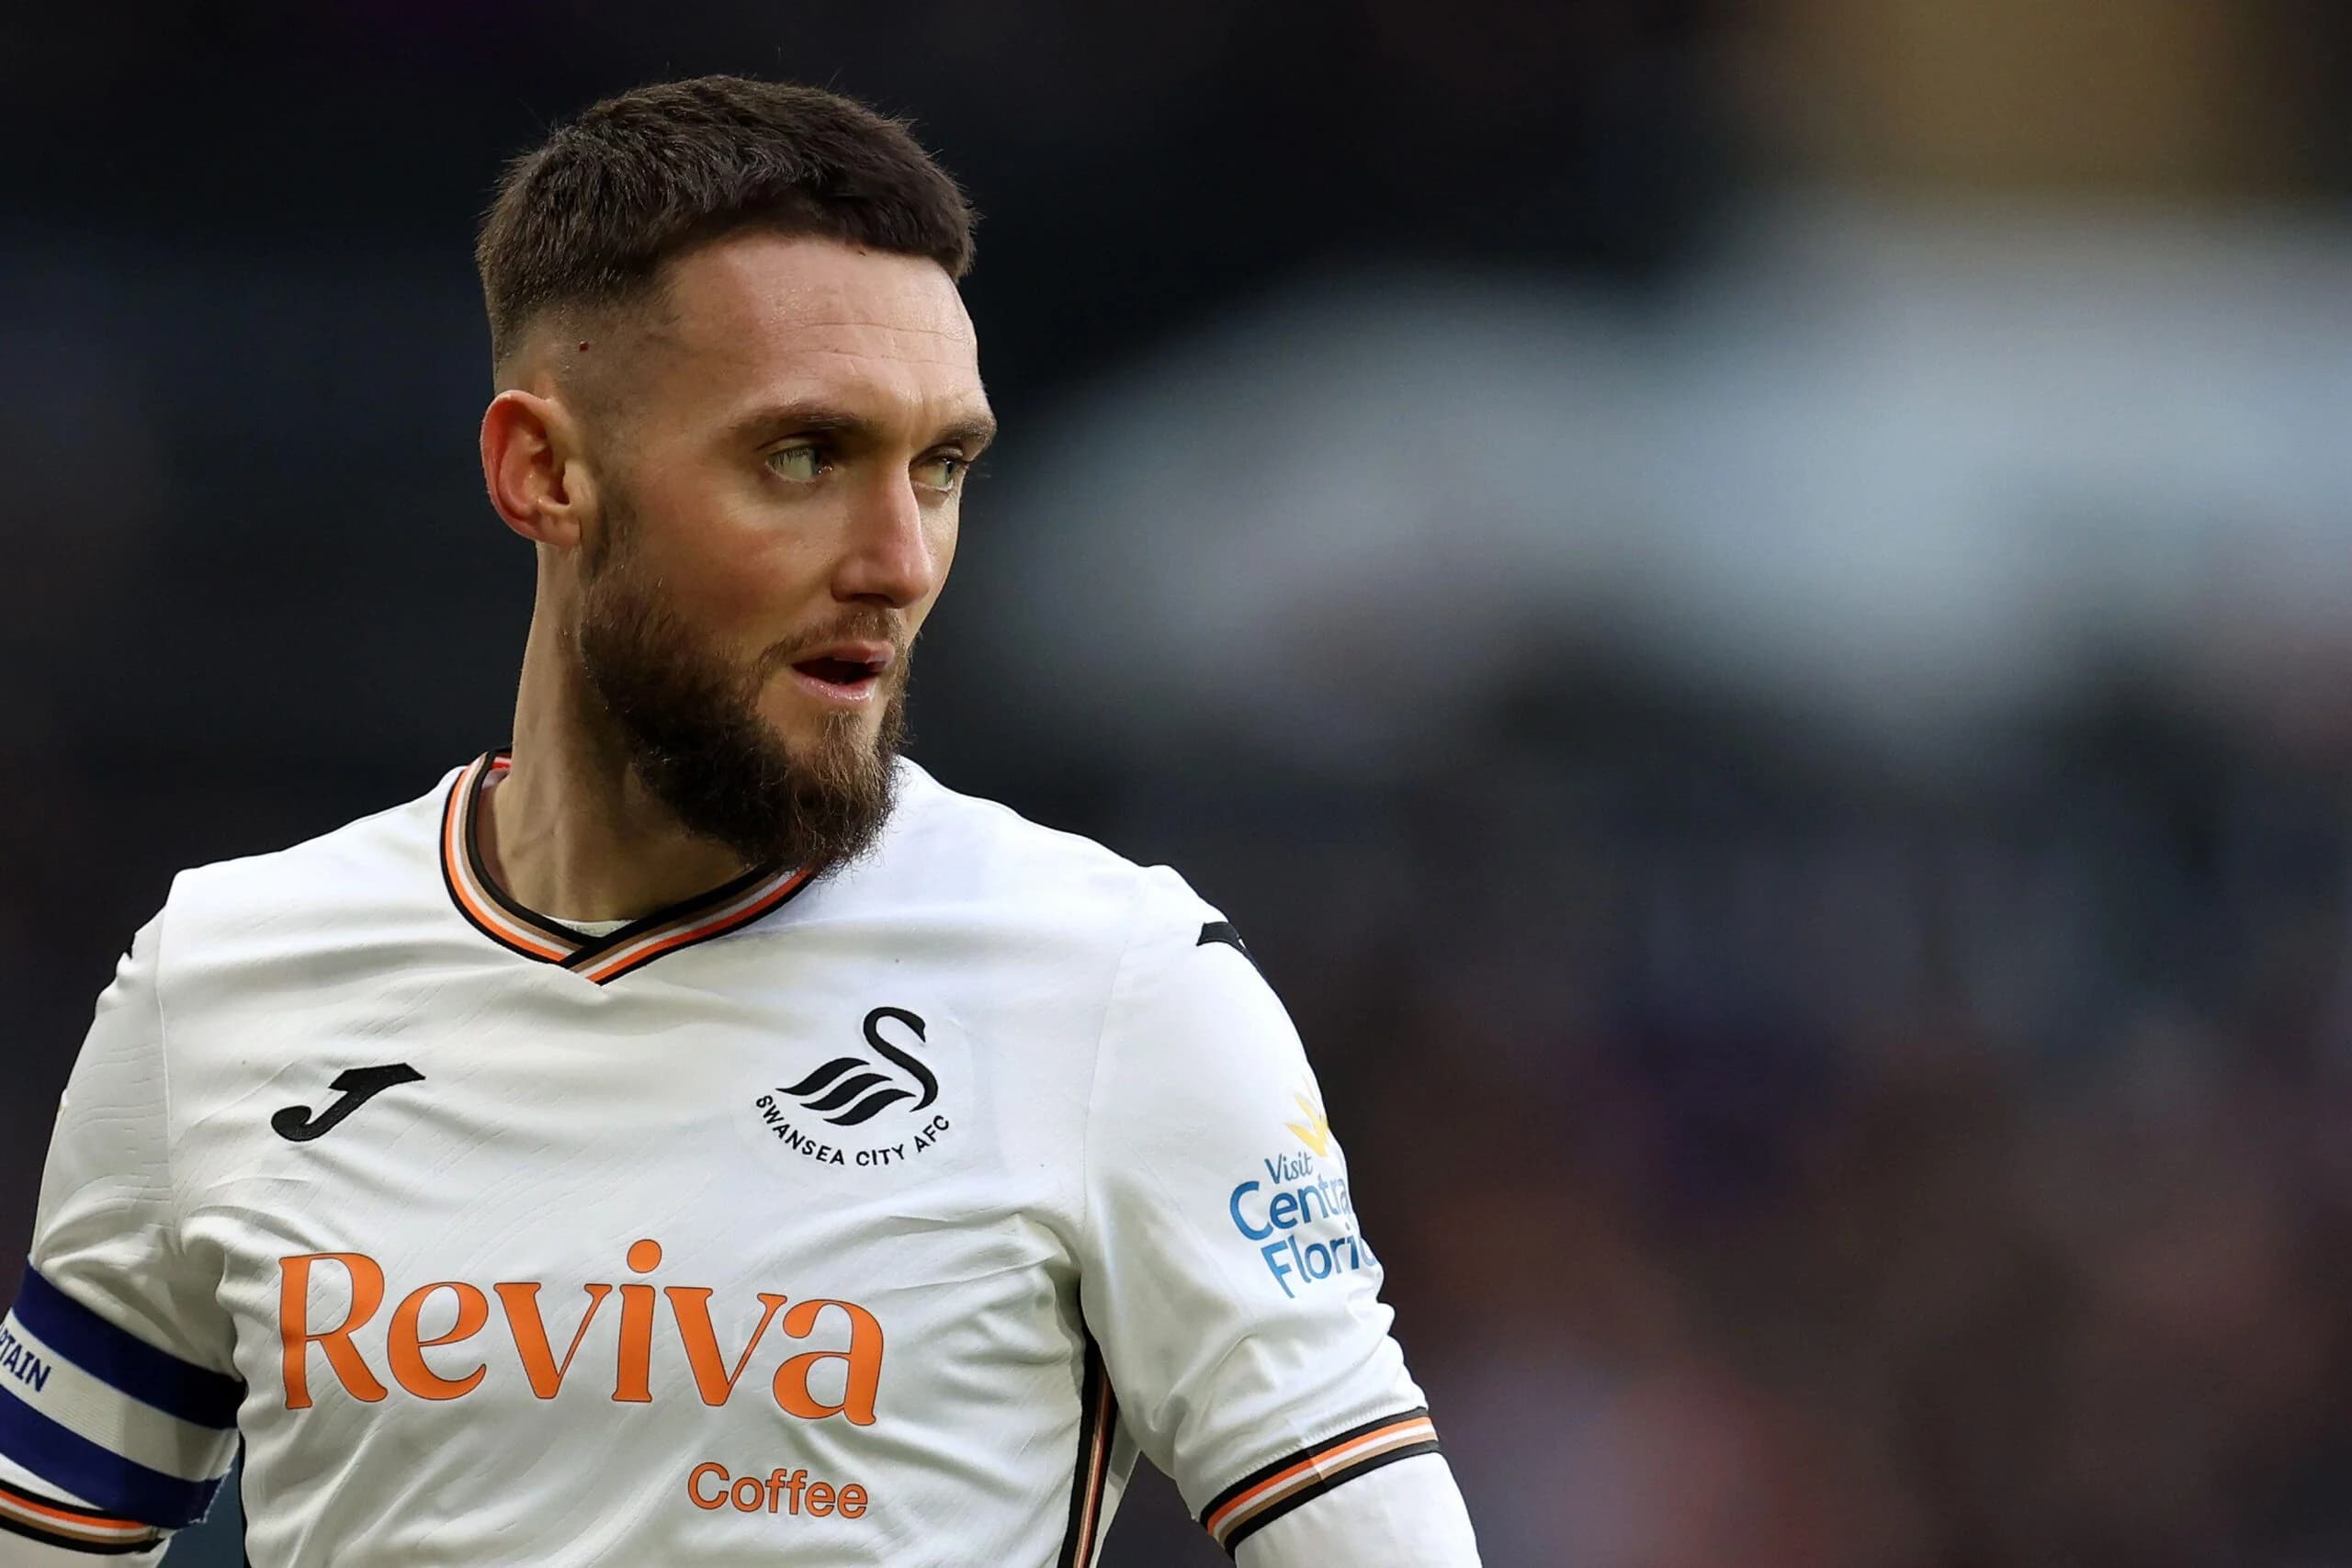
[575,560,907,874]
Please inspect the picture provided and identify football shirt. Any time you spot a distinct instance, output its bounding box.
[2,753,1477,1565]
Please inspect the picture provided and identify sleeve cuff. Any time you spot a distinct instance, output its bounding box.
[1198,1407,1442,1554]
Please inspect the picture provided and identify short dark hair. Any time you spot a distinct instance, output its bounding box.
[476,76,975,367]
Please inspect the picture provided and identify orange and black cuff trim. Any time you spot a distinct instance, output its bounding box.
[440,750,816,985]
[1198,1407,1442,1555]
[0,1477,166,1556]
[1055,1337,1117,1568]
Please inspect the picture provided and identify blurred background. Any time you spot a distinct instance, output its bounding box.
[6,2,2352,1563]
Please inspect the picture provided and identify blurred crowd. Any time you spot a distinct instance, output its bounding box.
[1181,688,2352,1567]
[9,2,2352,1564]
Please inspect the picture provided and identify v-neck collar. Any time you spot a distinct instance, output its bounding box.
[437,750,814,985]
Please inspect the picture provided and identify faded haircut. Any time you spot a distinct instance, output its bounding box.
[476,75,975,369]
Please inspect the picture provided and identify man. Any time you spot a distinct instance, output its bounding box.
[0,78,1481,1566]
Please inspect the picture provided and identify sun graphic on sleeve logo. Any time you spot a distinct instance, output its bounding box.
[1283,1087,1332,1157]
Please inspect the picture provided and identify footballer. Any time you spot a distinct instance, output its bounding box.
[0,77,1483,1566]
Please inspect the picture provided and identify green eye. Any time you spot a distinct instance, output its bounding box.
[913,454,966,492]
[766,446,826,482]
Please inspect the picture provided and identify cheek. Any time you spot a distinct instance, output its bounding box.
[625,477,832,622]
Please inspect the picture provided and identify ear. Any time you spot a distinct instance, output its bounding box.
[480,389,596,548]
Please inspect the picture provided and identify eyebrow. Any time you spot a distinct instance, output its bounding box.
[729,399,998,454]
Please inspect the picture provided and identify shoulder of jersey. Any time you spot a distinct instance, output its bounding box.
[869,761,1214,953]
[154,762,458,951]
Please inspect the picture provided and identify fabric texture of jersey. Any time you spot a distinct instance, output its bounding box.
[3,754,1476,1566]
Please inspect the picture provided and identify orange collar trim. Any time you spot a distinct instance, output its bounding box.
[438,750,813,985]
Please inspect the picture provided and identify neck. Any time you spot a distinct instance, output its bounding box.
[482,606,752,923]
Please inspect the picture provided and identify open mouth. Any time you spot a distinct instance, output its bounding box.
[792,656,882,688]
[786,642,895,702]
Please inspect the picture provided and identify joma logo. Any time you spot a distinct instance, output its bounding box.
[277,1239,882,1422]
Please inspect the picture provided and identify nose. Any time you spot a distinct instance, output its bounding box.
[831,470,941,610]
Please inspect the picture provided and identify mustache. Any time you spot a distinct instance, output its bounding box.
[763,611,911,671]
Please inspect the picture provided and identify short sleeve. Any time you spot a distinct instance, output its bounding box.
[1,913,242,1558]
[1075,874,1476,1562]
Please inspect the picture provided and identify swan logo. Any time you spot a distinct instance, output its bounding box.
[783,1007,939,1125]
[753,1008,954,1170]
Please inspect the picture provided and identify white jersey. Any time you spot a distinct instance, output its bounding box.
[1,752,1479,1566]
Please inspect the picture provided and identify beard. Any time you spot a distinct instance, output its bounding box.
[574,523,908,874]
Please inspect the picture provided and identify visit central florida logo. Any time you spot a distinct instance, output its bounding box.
[754,1007,953,1169]
[1227,1084,1374,1298]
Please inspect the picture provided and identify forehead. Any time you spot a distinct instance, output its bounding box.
[636,232,981,427]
